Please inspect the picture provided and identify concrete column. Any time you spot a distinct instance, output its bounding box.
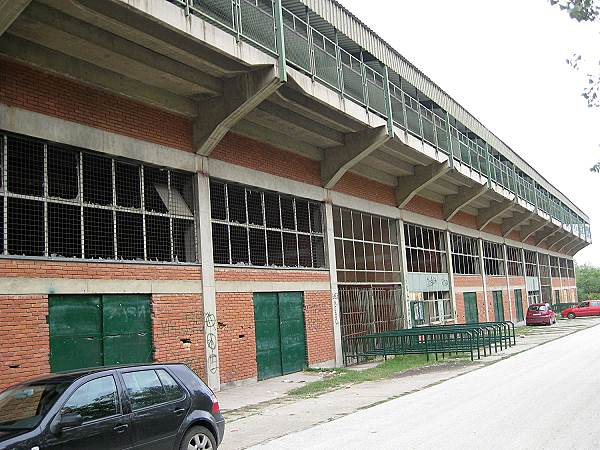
[502,244,513,321]
[478,238,490,321]
[397,219,412,328]
[444,230,457,323]
[520,247,528,304]
[195,170,220,390]
[535,251,543,304]
[323,201,343,367]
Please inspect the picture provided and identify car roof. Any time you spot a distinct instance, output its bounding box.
[15,363,187,385]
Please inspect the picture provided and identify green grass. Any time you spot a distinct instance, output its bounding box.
[289,354,456,398]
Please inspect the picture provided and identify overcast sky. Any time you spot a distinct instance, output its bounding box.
[337,0,600,266]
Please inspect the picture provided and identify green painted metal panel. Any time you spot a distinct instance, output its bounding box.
[102,295,152,366]
[253,293,283,381]
[514,289,524,322]
[278,292,306,375]
[463,292,479,324]
[493,291,505,322]
[49,296,102,372]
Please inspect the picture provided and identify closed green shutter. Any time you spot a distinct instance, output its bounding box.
[49,294,152,372]
[463,292,479,324]
[493,291,505,322]
[514,289,524,322]
[279,292,307,375]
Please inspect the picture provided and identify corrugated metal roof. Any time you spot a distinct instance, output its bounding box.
[297,0,588,221]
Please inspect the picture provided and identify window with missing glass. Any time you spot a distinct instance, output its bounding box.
[567,259,575,278]
[482,241,505,276]
[549,255,560,277]
[559,257,569,278]
[210,180,325,268]
[450,233,480,275]
[539,253,550,278]
[0,133,196,262]
[405,223,447,274]
[524,250,538,277]
[333,206,400,283]
[506,246,524,277]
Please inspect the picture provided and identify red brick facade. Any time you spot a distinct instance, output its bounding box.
[304,291,335,365]
[0,58,193,152]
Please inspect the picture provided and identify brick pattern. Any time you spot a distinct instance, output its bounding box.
[0,58,193,152]
[486,276,511,321]
[333,172,396,206]
[450,211,477,229]
[0,295,49,391]
[216,292,257,384]
[215,267,329,282]
[152,294,205,379]
[453,275,484,323]
[482,222,502,236]
[404,195,444,220]
[303,291,335,364]
[0,259,201,280]
[212,133,322,186]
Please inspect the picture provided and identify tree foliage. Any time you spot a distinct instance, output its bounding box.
[550,0,599,22]
[576,264,600,299]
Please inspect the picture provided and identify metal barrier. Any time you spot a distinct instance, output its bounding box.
[343,321,515,365]
[164,0,589,235]
[551,303,578,314]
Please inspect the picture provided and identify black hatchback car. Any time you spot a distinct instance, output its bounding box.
[0,363,224,450]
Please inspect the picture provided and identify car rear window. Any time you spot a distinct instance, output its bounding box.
[528,305,547,311]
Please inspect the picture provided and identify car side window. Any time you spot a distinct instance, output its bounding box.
[61,376,120,423]
[156,369,185,402]
[581,302,590,308]
[122,370,167,411]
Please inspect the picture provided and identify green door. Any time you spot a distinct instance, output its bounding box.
[463,292,479,324]
[253,293,283,381]
[253,292,306,381]
[49,294,152,372]
[49,295,103,372]
[493,291,505,322]
[514,289,524,322]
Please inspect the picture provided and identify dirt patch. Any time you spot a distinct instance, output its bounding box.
[391,360,474,379]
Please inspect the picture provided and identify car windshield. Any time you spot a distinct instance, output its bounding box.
[528,305,547,311]
[0,380,72,431]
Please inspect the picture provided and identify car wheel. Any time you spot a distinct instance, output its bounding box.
[567,312,576,320]
[181,425,216,450]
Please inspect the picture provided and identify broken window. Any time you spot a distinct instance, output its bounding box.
[333,206,401,283]
[209,180,325,268]
[450,233,480,275]
[404,223,447,274]
[482,241,505,276]
[0,132,197,263]
[524,250,538,277]
[506,246,523,276]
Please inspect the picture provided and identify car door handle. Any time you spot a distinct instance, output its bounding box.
[174,408,186,416]
[114,424,129,434]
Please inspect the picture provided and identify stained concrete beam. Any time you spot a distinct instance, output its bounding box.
[558,237,579,254]
[534,226,561,246]
[443,183,488,221]
[322,126,390,189]
[548,233,572,252]
[0,0,31,36]
[0,35,197,116]
[395,161,450,208]
[477,198,514,230]
[520,219,550,242]
[501,210,535,237]
[194,66,284,156]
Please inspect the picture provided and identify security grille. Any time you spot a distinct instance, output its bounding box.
[409,290,453,325]
[209,179,325,268]
[506,246,524,277]
[450,233,480,275]
[559,258,569,278]
[404,223,447,273]
[483,241,505,276]
[567,259,575,278]
[524,250,538,277]
[0,133,196,262]
[333,206,401,283]
[549,256,560,277]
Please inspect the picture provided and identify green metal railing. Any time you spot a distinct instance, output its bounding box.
[343,321,516,364]
[169,0,589,241]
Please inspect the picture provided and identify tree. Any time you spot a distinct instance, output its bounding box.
[549,1,600,171]
[575,264,600,299]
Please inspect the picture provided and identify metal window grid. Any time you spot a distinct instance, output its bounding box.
[404,222,447,274]
[506,246,524,277]
[482,240,505,276]
[0,133,197,263]
[524,249,538,277]
[450,233,480,275]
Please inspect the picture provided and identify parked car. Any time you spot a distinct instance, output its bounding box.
[526,303,556,326]
[561,300,600,319]
[0,363,224,450]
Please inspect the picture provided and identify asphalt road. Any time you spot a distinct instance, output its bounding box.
[254,321,600,450]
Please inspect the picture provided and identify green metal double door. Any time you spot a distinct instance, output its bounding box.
[493,291,505,322]
[253,292,306,381]
[49,294,152,373]
[463,292,479,324]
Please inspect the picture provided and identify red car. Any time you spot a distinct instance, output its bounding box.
[561,300,600,319]
[526,303,556,326]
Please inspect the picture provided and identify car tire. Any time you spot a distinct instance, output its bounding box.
[180,425,217,450]
[567,312,576,320]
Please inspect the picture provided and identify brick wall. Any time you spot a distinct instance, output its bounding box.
[404,195,444,220]
[0,58,193,152]
[216,292,257,384]
[0,259,201,280]
[304,291,335,365]
[333,172,396,206]
[152,294,205,379]
[0,295,49,390]
[211,133,322,186]
[486,276,511,321]
[215,267,329,282]
[453,275,485,323]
